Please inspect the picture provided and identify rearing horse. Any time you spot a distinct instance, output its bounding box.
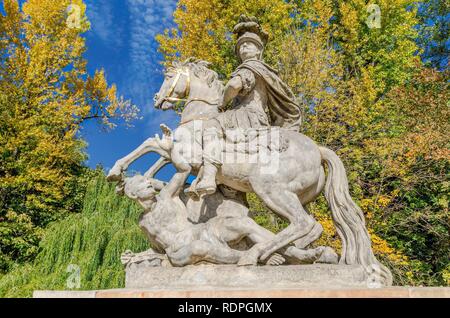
[107,59,392,286]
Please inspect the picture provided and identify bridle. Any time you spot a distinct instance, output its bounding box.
[157,67,220,110]
[160,67,191,105]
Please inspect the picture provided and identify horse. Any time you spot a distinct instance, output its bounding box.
[107,59,392,285]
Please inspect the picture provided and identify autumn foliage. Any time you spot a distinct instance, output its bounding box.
[0,0,138,272]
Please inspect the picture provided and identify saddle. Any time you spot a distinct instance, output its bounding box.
[221,127,289,158]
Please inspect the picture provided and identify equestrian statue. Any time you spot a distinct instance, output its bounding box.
[107,15,393,286]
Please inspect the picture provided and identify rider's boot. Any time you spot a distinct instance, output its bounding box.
[195,162,218,196]
[196,125,222,196]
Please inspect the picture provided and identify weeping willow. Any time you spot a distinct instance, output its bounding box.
[0,175,149,298]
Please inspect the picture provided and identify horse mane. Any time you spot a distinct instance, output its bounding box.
[170,58,224,96]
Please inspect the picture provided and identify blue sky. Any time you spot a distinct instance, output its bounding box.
[0,1,180,180]
[81,0,179,181]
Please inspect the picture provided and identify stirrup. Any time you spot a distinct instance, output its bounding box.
[184,186,200,199]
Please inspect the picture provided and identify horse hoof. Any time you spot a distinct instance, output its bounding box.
[107,166,123,182]
[196,186,216,197]
[184,187,199,199]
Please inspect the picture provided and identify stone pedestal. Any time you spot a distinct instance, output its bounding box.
[33,287,450,298]
[33,264,450,298]
[125,264,369,289]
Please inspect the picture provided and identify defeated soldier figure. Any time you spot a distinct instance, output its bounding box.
[115,141,338,267]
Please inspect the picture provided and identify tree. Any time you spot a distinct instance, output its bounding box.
[156,0,295,77]
[417,0,449,69]
[281,1,448,285]
[370,66,449,285]
[294,0,420,96]
[0,0,138,272]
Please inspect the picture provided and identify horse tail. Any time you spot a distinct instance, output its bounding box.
[319,146,393,286]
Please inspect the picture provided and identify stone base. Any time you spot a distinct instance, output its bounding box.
[125,264,369,289]
[33,287,450,298]
[33,264,450,298]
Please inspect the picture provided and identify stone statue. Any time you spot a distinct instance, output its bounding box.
[107,15,393,287]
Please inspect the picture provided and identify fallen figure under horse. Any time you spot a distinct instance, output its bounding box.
[113,156,338,268]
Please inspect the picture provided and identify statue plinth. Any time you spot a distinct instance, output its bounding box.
[32,263,450,298]
[125,264,370,289]
[33,287,450,298]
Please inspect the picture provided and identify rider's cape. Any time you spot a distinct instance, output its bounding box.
[232,59,302,131]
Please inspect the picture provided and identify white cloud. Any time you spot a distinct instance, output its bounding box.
[86,0,123,48]
[124,0,178,119]
[147,110,180,134]
[126,0,177,78]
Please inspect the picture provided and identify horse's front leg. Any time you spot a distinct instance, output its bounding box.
[107,136,170,181]
[144,157,170,179]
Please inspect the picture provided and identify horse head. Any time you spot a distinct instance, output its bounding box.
[153,58,223,112]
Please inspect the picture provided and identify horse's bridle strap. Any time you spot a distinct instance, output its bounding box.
[164,67,190,103]
[161,67,219,107]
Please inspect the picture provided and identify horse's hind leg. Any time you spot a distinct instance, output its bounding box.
[240,182,320,264]
[227,217,335,265]
[293,218,323,249]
